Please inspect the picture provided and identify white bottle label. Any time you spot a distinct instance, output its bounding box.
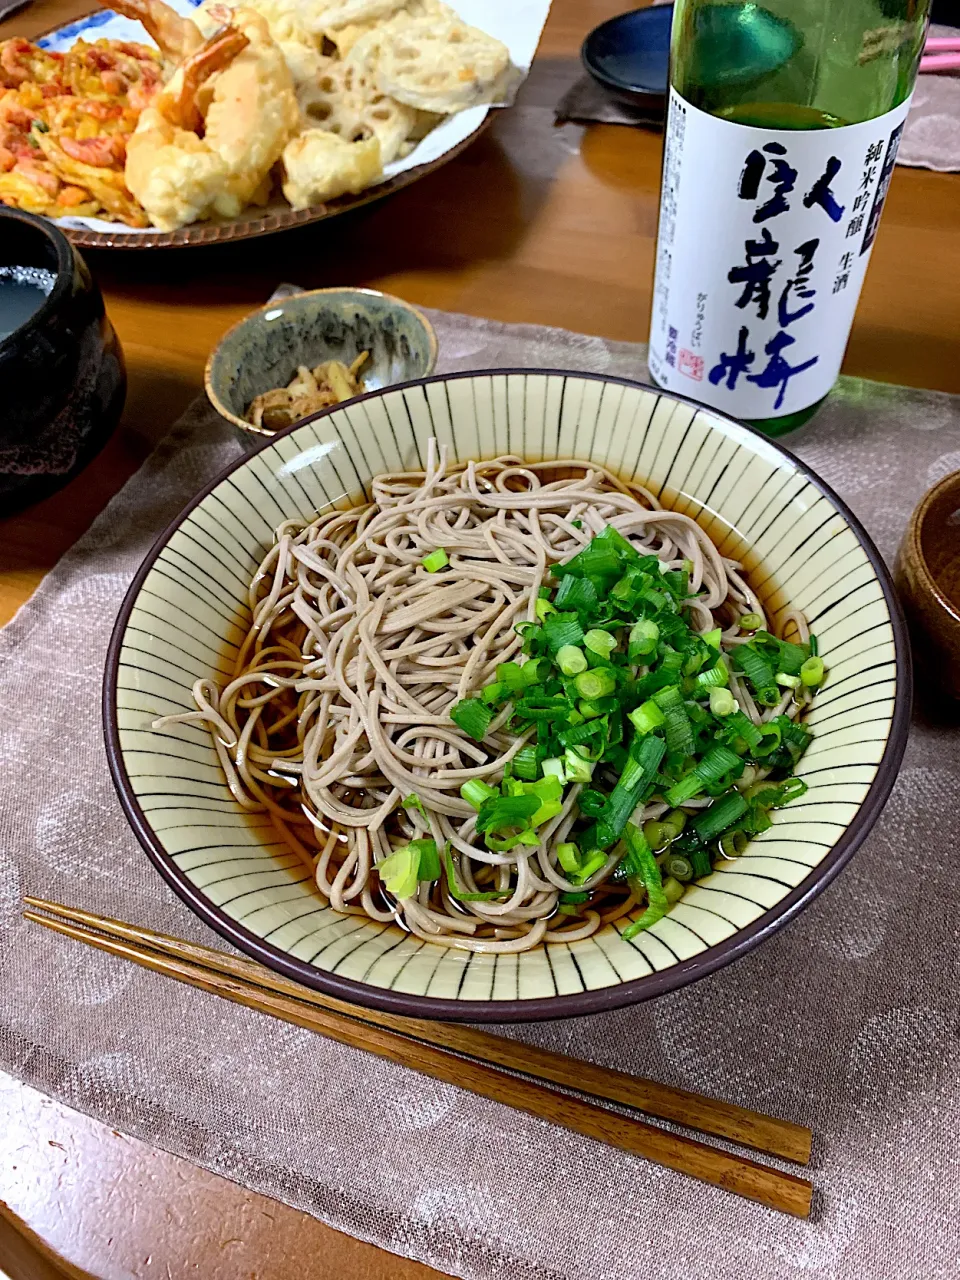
[649,89,912,419]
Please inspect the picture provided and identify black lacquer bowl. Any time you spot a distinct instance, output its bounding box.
[0,208,125,512]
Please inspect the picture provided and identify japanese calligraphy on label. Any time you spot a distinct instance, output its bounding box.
[649,89,911,419]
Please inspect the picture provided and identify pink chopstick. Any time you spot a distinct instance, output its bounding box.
[920,53,960,71]
[920,34,960,71]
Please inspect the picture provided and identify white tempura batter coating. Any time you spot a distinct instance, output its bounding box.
[281,127,380,208]
[124,7,298,230]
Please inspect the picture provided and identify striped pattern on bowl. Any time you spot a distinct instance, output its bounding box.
[105,371,910,1021]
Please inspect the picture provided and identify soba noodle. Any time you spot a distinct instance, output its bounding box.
[155,444,815,953]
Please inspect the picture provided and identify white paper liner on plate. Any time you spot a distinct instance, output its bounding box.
[37,0,553,236]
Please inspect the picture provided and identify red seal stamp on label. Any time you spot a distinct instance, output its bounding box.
[677,349,704,381]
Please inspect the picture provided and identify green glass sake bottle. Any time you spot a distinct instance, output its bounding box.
[648,0,930,435]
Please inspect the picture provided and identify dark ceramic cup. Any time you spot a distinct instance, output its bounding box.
[0,208,125,513]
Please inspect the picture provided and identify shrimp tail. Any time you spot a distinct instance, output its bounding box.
[159,26,250,133]
[98,0,204,62]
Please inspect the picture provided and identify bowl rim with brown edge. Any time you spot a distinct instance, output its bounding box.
[204,287,440,438]
[899,468,960,630]
[103,369,913,1023]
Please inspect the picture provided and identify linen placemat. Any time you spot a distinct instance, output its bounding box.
[556,23,960,173]
[2,307,960,1280]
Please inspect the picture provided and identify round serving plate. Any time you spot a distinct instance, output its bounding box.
[104,370,911,1021]
[25,5,496,250]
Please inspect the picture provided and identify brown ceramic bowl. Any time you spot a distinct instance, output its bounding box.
[895,470,960,699]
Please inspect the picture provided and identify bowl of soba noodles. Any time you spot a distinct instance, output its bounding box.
[104,370,911,1022]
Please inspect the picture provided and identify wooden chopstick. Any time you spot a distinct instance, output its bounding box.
[23,896,811,1163]
[26,906,814,1213]
[24,903,813,1217]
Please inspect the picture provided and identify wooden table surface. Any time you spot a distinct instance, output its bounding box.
[1,1,959,1275]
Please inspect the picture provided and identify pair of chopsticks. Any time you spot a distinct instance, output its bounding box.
[24,897,814,1217]
[921,36,960,72]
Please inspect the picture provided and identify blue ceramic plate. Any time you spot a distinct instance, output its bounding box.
[582,5,673,111]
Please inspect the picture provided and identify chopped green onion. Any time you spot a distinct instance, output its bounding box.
[443,844,511,901]
[596,735,666,847]
[377,845,420,899]
[689,847,714,879]
[662,809,686,839]
[720,830,750,858]
[476,793,541,834]
[402,793,425,814]
[574,669,616,701]
[520,658,544,686]
[554,576,599,613]
[559,720,604,749]
[643,820,669,849]
[535,597,557,621]
[809,634,819,657]
[692,791,749,841]
[695,659,729,690]
[620,823,668,939]
[553,526,639,587]
[556,842,581,874]
[559,890,590,904]
[777,640,808,677]
[777,776,808,803]
[541,756,565,783]
[753,722,783,757]
[481,682,506,705]
[739,612,763,631]
[723,710,763,750]
[652,684,695,755]
[628,619,659,660]
[732,644,779,706]
[496,662,526,691]
[512,745,540,780]
[450,698,494,741]
[628,700,665,735]
[515,695,574,721]
[774,714,812,751]
[663,875,685,904]
[800,656,825,687]
[575,850,607,883]
[664,852,694,882]
[460,778,499,810]
[709,687,737,716]
[421,548,448,572]
[702,628,722,650]
[577,789,606,818]
[484,830,536,852]
[584,629,617,657]
[556,644,588,676]
[776,672,801,689]
[663,772,703,806]
[543,612,585,654]
[578,699,604,720]
[570,519,583,529]
[563,746,596,783]
[409,837,440,880]
[664,745,743,807]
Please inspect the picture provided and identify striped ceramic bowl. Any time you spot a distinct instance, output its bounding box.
[104,371,911,1021]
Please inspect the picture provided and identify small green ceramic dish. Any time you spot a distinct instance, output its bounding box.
[205,287,438,438]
